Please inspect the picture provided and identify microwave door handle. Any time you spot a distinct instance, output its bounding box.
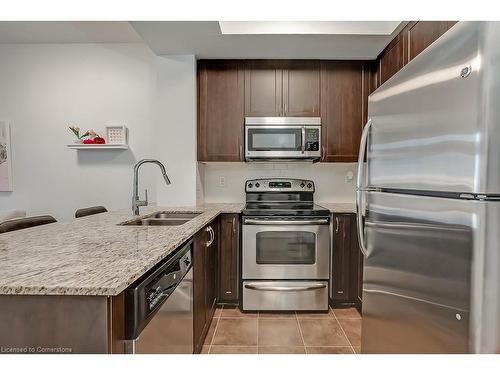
[301,127,306,153]
[356,118,372,257]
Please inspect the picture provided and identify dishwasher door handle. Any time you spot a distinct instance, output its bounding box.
[244,283,327,292]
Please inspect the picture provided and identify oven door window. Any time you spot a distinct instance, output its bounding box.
[247,128,302,151]
[256,231,316,264]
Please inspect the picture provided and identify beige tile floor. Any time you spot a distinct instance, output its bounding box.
[202,305,361,354]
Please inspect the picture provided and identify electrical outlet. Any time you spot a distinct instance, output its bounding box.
[345,171,354,184]
[219,176,227,187]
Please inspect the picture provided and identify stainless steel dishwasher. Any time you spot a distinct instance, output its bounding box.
[124,240,193,354]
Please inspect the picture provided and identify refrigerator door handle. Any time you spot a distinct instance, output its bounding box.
[356,118,372,257]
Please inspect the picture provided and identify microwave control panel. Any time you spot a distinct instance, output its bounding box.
[305,128,320,151]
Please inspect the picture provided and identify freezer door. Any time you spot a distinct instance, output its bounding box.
[361,192,477,353]
[367,22,500,194]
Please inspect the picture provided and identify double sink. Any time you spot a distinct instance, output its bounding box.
[121,211,201,226]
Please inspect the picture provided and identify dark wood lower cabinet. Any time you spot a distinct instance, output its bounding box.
[193,218,219,354]
[218,214,240,303]
[331,213,364,312]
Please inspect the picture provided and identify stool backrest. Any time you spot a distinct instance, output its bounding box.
[0,215,57,233]
[75,206,108,218]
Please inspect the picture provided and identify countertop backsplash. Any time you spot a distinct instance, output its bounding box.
[198,162,357,204]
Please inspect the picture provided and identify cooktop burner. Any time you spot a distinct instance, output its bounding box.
[242,178,329,217]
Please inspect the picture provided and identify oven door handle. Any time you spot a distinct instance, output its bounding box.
[244,283,327,292]
[243,218,329,225]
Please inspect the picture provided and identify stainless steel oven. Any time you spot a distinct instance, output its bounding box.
[245,117,321,161]
[241,179,330,311]
[242,217,330,280]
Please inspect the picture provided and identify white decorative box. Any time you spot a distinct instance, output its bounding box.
[105,126,128,145]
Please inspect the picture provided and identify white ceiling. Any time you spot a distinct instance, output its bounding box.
[0,21,404,59]
[0,22,143,43]
[218,21,401,35]
[130,21,404,59]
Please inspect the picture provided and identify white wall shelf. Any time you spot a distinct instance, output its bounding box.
[67,144,129,150]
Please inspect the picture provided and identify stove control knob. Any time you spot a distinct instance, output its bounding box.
[300,182,305,188]
[248,183,253,189]
[307,183,313,189]
[255,182,260,188]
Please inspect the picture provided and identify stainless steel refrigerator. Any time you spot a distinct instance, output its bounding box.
[356,21,500,354]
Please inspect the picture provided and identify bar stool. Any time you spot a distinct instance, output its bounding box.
[75,206,108,218]
[0,215,57,233]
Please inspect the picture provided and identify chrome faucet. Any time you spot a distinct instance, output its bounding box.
[132,159,171,215]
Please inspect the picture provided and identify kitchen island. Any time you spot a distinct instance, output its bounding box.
[0,201,355,354]
[0,204,243,354]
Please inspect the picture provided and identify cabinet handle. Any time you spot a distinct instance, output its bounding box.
[232,217,236,233]
[239,145,243,160]
[335,217,339,233]
[206,226,214,247]
[322,146,326,161]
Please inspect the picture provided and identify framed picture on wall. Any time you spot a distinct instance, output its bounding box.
[0,121,13,191]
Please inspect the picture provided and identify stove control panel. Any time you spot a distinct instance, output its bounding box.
[245,178,315,192]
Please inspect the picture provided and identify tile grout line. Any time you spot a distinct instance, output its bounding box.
[331,307,356,354]
[256,310,260,353]
[207,306,222,354]
[295,311,308,353]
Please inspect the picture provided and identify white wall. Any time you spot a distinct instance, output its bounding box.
[200,162,357,204]
[0,43,198,220]
[153,55,197,206]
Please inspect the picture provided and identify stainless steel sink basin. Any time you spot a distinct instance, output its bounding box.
[150,212,201,219]
[119,211,201,226]
[121,218,191,226]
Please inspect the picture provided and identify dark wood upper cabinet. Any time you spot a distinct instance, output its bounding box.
[218,214,240,303]
[408,21,457,61]
[244,60,283,117]
[245,60,320,117]
[376,21,458,86]
[282,60,320,116]
[321,61,370,162]
[198,60,244,161]
[379,34,406,85]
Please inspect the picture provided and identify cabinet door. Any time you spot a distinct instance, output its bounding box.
[244,60,283,116]
[349,215,364,310]
[193,227,208,353]
[218,214,240,303]
[205,220,219,322]
[379,34,406,85]
[282,61,320,116]
[320,61,364,162]
[331,214,352,304]
[408,21,455,61]
[198,60,244,161]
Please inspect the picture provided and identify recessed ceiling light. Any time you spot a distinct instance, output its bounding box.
[218,21,401,35]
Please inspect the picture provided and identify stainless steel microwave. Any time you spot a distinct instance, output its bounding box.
[245,117,321,162]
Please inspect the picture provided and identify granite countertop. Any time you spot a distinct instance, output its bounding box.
[0,200,353,297]
[0,203,243,297]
